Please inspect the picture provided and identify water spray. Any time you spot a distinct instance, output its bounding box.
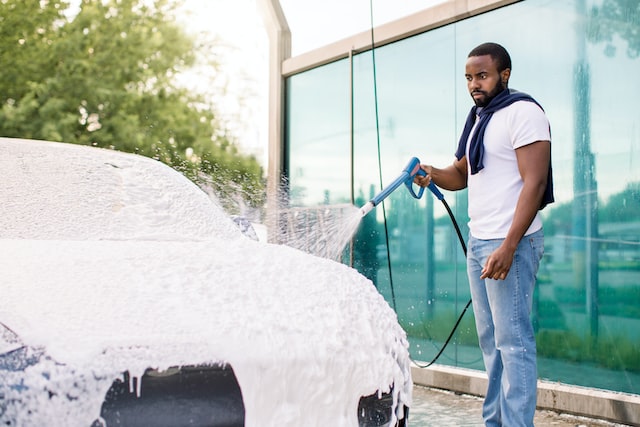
[363,0,472,376]
[357,155,471,370]
[359,157,444,217]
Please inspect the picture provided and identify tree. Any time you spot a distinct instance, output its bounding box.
[588,0,640,58]
[599,182,640,223]
[0,0,264,210]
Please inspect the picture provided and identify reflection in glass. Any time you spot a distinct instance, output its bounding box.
[285,0,640,395]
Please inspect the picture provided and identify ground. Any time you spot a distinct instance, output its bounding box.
[410,386,626,427]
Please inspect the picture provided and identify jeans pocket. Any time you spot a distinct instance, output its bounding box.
[528,231,545,264]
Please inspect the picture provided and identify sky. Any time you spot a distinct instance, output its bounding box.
[177,0,446,168]
[176,0,269,166]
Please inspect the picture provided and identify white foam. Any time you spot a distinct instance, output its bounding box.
[0,138,411,427]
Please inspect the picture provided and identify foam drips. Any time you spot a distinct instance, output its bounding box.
[0,138,412,427]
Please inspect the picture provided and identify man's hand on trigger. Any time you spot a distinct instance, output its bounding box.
[414,164,432,188]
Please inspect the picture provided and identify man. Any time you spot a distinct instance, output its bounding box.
[414,42,553,426]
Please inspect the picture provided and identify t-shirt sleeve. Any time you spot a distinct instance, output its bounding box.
[509,101,551,149]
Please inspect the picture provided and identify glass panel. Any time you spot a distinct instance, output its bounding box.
[285,0,640,395]
[286,60,351,207]
[351,28,478,369]
[448,0,640,394]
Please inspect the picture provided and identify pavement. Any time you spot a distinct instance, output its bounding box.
[409,385,628,427]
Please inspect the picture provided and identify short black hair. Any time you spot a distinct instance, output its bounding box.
[468,42,512,72]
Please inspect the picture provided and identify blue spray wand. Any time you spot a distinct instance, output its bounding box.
[359,157,443,216]
[358,155,470,369]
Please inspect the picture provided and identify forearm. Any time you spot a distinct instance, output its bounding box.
[429,165,467,190]
[504,140,551,249]
[418,158,468,191]
[503,179,546,251]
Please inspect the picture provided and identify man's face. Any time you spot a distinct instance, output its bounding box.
[465,54,510,107]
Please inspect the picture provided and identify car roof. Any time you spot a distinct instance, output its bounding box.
[0,137,241,241]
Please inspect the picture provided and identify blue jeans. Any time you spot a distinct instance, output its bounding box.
[467,229,544,427]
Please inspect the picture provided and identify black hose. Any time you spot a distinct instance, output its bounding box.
[368,1,397,311]
[367,0,470,369]
[442,198,467,257]
[411,197,471,369]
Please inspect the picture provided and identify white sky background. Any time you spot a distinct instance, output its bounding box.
[175,0,269,165]
[65,0,447,168]
[177,0,446,169]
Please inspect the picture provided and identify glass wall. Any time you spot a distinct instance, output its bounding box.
[285,0,640,395]
[285,60,351,206]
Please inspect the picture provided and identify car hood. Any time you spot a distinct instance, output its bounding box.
[1,236,411,427]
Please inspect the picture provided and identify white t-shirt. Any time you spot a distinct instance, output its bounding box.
[465,100,551,239]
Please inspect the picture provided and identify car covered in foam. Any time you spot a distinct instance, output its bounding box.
[0,137,411,427]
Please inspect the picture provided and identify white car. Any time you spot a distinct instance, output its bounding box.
[0,137,411,427]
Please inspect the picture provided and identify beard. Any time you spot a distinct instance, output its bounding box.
[471,80,506,107]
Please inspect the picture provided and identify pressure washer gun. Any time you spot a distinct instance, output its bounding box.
[360,157,444,217]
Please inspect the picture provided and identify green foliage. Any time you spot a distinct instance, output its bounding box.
[553,285,640,317]
[537,329,640,373]
[542,181,640,236]
[401,311,478,347]
[535,298,567,330]
[599,182,640,223]
[588,0,640,58]
[0,0,264,208]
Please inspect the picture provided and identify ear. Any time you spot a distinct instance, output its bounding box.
[501,68,511,85]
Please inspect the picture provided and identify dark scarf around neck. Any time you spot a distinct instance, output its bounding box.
[455,88,555,210]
